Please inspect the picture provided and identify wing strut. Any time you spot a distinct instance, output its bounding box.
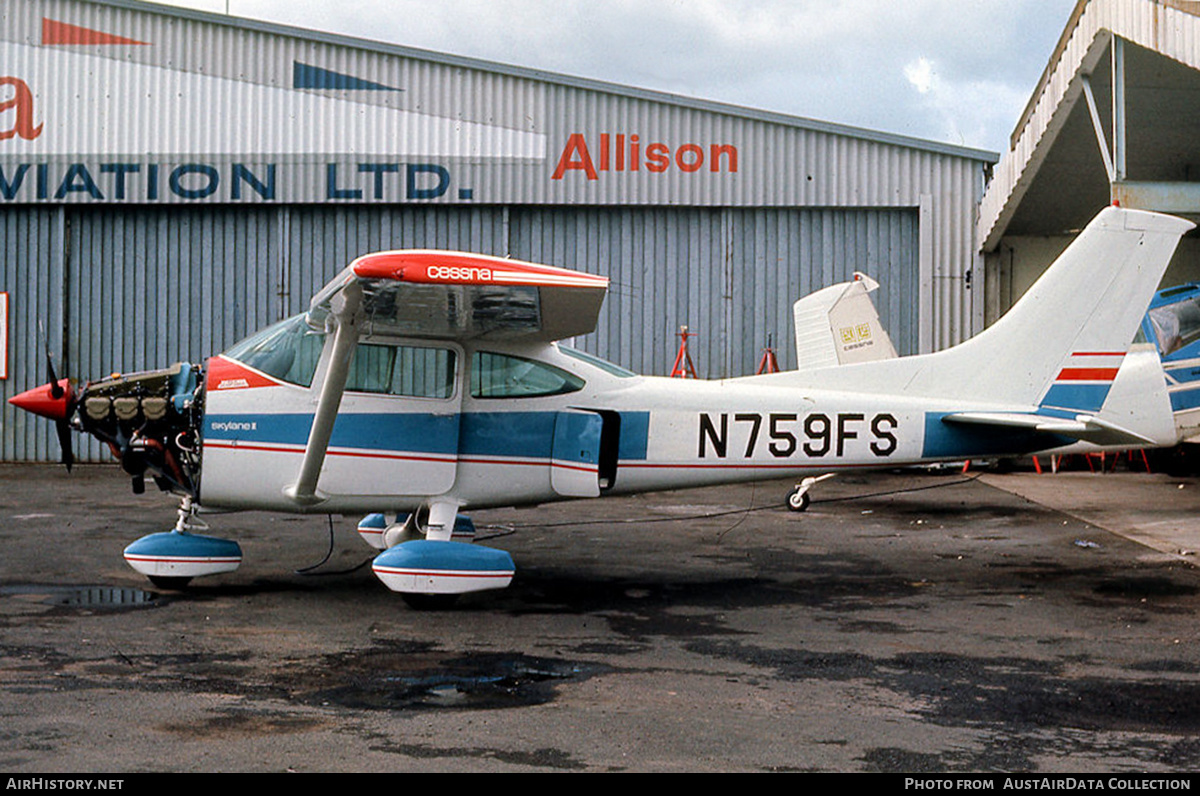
[284,280,363,506]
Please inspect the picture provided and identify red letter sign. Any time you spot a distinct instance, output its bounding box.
[0,78,43,141]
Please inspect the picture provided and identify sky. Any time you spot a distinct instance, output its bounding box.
[151,0,1080,155]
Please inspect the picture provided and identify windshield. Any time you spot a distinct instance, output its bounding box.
[1147,296,1200,357]
[223,314,323,386]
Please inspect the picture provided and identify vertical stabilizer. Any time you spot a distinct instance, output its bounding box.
[949,207,1193,409]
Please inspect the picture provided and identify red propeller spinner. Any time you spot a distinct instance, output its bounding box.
[9,378,75,421]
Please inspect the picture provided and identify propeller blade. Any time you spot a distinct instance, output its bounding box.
[30,321,75,468]
[38,321,64,401]
[55,418,74,472]
[46,351,63,400]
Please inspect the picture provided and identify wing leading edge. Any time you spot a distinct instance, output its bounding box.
[308,250,609,342]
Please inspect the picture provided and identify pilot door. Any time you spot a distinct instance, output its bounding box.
[319,340,463,500]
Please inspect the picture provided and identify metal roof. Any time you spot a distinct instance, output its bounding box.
[88,0,997,164]
[979,0,1200,250]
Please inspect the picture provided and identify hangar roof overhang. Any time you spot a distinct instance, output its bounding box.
[979,0,1200,251]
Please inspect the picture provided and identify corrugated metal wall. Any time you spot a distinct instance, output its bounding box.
[1,204,916,462]
[510,206,918,377]
[0,0,983,461]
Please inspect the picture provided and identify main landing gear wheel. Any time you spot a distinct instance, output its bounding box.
[401,593,460,610]
[148,575,193,590]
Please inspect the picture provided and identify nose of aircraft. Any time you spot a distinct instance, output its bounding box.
[8,378,75,421]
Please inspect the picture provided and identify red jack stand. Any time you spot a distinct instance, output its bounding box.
[670,326,698,378]
[756,334,780,374]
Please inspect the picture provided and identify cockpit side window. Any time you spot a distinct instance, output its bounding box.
[471,351,585,398]
[1148,297,1200,357]
[347,343,457,399]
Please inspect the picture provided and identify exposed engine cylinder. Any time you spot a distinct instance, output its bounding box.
[73,362,204,496]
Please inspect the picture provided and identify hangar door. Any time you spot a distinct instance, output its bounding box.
[510,206,920,379]
[2,204,918,462]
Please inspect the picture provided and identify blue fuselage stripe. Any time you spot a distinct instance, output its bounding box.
[205,410,652,461]
[922,412,1073,458]
[1039,383,1110,414]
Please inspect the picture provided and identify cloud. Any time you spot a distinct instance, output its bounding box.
[904,57,936,95]
[145,0,1078,152]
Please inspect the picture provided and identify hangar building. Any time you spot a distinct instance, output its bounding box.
[0,0,994,462]
[981,0,1200,319]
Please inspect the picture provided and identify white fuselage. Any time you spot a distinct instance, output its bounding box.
[198,337,1041,515]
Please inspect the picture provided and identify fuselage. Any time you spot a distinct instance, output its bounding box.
[196,318,1049,515]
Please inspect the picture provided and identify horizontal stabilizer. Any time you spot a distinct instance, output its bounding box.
[942,412,1158,448]
[793,272,897,371]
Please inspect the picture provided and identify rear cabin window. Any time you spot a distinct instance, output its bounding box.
[471,351,584,398]
[558,344,637,377]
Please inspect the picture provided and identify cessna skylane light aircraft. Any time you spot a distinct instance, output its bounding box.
[9,206,1194,607]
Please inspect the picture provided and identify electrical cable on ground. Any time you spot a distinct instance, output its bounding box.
[295,472,983,574]
[485,472,983,532]
[296,514,374,576]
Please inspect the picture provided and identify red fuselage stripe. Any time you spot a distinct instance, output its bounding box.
[1056,367,1120,381]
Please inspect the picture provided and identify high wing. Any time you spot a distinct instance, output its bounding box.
[307,250,609,342]
[287,250,609,505]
